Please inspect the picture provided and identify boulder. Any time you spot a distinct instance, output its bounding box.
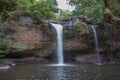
[0,65,10,70]
[0,60,15,70]
[1,60,15,66]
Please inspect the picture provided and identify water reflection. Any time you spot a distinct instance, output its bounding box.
[51,67,68,80]
[0,64,120,80]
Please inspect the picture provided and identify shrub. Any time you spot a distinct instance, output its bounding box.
[0,38,10,57]
[73,23,82,32]
[64,31,74,38]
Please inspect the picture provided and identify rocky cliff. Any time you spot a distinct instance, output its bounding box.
[1,14,101,62]
[2,13,54,60]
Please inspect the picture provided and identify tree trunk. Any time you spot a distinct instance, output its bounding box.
[104,0,110,8]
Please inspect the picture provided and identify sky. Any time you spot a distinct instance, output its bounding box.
[56,0,75,11]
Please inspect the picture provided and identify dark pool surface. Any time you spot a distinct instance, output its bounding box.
[0,63,120,80]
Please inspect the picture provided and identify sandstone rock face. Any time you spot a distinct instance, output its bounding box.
[64,39,92,51]
[63,22,95,62]
[64,22,93,51]
[11,27,49,52]
[4,14,53,58]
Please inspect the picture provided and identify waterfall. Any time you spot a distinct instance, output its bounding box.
[91,25,101,64]
[50,23,64,66]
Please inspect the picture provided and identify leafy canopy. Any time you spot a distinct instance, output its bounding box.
[68,0,120,23]
[0,0,17,21]
[0,0,59,21]
[18,0,58,19]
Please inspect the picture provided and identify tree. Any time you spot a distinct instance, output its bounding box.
[69,0,104,23]
[0,0,17,21]
[57,10,72,19]
[17,0,58,19]
[68,0,120,23]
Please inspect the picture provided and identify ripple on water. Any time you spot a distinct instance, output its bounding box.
[0,64,120,80]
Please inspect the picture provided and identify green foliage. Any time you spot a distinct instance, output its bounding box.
[0,23,4,28]
[64,31,74,38]
[69,0,104,23]
[73,23,82,32]
[110,0,120,17]
[0,0,58,21]
[0,38,10,57]
[87,33,94,40]
[0,0,17,11]
[69,0,120,23]
[0,0,17,21]
[0,23,5,35]
[18,0,58,19]
[57,10,72,19]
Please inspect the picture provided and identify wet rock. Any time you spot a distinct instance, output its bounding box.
[0,61,15,70]
[1,61,15,66]
[0,64,10,70]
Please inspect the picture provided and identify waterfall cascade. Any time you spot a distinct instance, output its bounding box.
[49,23,73,66]
[91,25,102,64]
[50,23,64,66]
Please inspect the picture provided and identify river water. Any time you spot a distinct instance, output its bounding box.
[0,63,120,80]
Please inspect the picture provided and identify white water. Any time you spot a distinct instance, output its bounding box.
[50,23,64,66]
[91,25,101,64]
